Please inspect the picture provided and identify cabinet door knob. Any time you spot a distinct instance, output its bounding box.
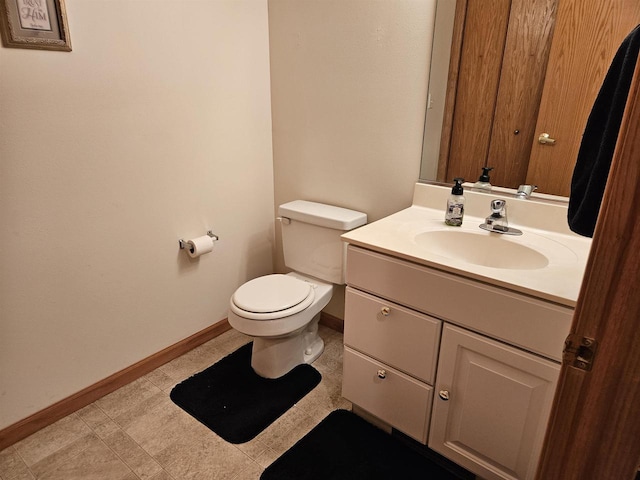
[377,369,387,379]
[380,307,390,316]
[438,390,450,401]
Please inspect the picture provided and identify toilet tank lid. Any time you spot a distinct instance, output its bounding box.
[278,200,367,231]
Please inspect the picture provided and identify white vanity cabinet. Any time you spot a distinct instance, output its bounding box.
[342,245,573,480]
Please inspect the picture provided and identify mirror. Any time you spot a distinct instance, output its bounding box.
[419,0,640,197]
[420,0,456,184]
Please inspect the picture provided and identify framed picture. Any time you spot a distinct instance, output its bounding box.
[0,0,71,51]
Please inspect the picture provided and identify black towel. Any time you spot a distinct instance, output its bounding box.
[568,25,640,237]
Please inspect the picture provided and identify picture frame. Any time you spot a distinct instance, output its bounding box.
[0,0,71,51]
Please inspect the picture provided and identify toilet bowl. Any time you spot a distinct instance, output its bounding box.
[228,272,333,378]
[228,200,367,379]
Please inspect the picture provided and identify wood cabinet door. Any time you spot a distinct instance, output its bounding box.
[429,324,559,480]
[525,0,640,196]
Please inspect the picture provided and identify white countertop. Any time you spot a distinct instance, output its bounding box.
[341,183,592,307]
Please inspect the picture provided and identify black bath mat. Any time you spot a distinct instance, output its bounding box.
[170,342,321,444]
[261,409,470,480]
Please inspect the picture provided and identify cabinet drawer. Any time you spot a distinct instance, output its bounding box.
[346,245,572,361]
[342,346,432,444]
[344,287,441,384]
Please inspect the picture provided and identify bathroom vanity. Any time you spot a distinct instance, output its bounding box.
[340,183,591,480]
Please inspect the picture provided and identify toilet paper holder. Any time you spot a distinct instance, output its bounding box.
[179,230,219,250]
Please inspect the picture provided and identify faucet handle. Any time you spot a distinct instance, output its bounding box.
[516,185,538,198]
[490,199,506,214]
[481,198,521,234]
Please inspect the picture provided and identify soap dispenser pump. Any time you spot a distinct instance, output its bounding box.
[445,178,465,226]
[473,167,494,191]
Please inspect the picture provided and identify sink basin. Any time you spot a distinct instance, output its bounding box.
[414,230,550,270]
[341,186,592,306]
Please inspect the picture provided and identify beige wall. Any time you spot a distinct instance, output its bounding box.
[0,0,437,430]
[0,0,274,429]
[269,0,436,316]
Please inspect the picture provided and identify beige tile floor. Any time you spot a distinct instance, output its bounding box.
[0,326,351,480]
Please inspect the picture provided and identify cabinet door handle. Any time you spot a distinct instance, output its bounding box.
[538,132,556,145]
[377,369,387,379]
[438,390,450,401]
[380,306,390,316]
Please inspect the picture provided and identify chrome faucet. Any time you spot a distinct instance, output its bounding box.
[479,199,522,235]
[516,185,537,199]
[485,199,508,229]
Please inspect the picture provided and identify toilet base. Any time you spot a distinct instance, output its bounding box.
[250,313,324,379]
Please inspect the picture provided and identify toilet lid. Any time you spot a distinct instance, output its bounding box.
[232,274,313,314]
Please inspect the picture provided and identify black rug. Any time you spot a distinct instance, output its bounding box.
[170,342,321,444]
[261,409,470,480]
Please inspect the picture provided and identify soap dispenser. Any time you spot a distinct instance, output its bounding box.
[473,167,494,191]
[445,178,465,226]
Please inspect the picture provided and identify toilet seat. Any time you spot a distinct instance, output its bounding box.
[230,274,315,320]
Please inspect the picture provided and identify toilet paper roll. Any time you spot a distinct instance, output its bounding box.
[186,235,214,258]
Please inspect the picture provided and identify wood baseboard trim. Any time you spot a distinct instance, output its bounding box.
[320,311,344,333]
[0,319,231,450]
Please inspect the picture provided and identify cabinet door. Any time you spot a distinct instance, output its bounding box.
[429,325,560,480]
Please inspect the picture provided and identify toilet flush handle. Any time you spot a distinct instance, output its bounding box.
[277,216,291,225]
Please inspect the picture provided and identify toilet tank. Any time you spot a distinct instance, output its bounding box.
[278,200,367,284]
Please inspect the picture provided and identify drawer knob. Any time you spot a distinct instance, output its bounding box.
[439,390,450,401]
[377,369,387,379]
[380,307,390,316]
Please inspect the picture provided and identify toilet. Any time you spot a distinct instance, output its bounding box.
[228,200,367,378]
